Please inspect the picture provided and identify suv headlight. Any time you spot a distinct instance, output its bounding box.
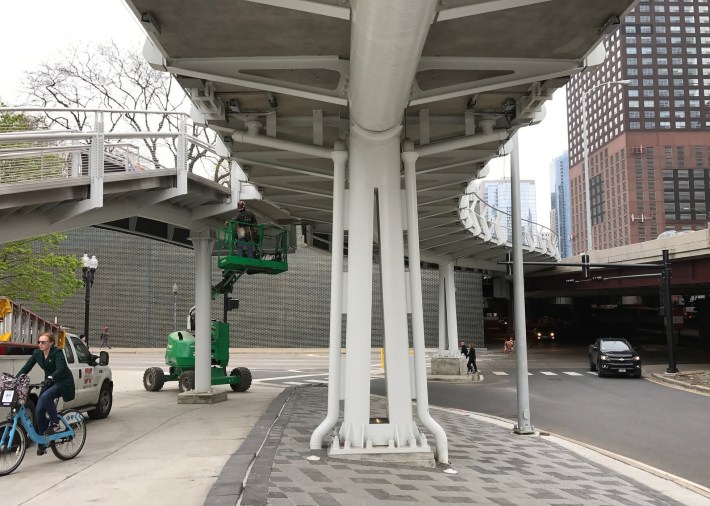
[633,355,640,361]
[550,332,555,337]
[600,354,608,361]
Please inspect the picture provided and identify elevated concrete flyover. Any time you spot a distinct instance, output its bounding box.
[122,0,637,464]
[525,229,710,298]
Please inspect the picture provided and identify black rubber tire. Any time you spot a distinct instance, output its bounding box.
[597,361,605,377]
[143,367,165,392]
[87,382,113,420]
[50,409,86,461]
[634,370,642,378]
[178,371,195,393]
[589,358,597,372]
[230,367,252,392]
[0,421,26,476]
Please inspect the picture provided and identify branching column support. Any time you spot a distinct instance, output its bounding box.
[310,141,348,449]
[402,140,449,463]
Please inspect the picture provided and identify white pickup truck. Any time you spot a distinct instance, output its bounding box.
[0,333,114,421]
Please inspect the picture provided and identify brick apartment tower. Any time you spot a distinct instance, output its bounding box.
[567,0,710,255]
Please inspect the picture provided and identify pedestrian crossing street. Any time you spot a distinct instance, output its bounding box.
[253,369,597,387]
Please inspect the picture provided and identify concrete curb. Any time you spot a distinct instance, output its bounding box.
[649,372,710,394]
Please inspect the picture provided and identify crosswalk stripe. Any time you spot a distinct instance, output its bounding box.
[284,381,306,385]
[563,372,583,376]
[492,371,508,375]
[587,371,597,375]
[540,371,557,376]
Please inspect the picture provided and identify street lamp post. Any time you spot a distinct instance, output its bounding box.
[172,283,179,331]
[581,80,632,252]
[81,253,98,347]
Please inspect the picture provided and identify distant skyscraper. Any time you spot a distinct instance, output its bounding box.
[479,179,537,234]
[550,151,572,258]
[567,0,710,255]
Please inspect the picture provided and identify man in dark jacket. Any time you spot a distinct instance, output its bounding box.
[17,332,75,455]
[235,200,258,258]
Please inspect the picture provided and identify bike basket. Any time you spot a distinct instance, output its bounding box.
[0,373,30,406]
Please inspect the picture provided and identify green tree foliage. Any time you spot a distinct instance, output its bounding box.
[0,234,83,310]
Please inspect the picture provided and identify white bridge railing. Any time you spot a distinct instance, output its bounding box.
[0,107,224,190]
[459,190,560,259]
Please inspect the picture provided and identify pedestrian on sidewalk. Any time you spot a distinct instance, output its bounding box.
[99,326,111,349]
[467,343,478,374]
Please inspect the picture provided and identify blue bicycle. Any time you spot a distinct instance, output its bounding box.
[0,375,86,476]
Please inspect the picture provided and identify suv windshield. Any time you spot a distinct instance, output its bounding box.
[600,340,630,352]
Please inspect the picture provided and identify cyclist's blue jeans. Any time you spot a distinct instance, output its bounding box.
[36,384,61,434]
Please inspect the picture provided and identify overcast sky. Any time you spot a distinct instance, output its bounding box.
[0,0,568,228]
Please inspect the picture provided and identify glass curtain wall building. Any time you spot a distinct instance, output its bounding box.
[567,0,710,255]
[480,179,538,235]
[550,151,572,258]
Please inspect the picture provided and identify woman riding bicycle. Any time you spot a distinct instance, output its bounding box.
[17,331,75,455]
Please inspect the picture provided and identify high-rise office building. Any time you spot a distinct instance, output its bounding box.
[550,151,572,258]
[479,179,538,235]
[567,0,710,255]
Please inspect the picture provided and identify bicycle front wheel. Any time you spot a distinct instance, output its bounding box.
[50,410,86,461]
[0,421,27,476]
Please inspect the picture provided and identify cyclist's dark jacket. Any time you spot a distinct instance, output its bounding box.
[17,346,75,402]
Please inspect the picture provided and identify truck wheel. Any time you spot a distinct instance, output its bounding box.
[230,367,252,392]
[88,382,113,420]
[589,358,597,372]
[143,367,165,392]
[178,371,195,393]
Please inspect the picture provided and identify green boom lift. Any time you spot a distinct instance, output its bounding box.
[142,220,289,393]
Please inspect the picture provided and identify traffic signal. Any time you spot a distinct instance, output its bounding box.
[581,254,590,278]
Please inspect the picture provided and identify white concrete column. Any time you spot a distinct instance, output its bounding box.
[311,141,347,450]
[190,227,215,393]
[402,140,448,463]
[438,266,446,356]
[341,122,415,448]
[444,262,459,356]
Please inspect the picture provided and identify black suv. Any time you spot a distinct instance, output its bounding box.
[588,338,642,378]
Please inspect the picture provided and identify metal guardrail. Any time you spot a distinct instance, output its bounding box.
[459,190,560,259]
[0,107,225,189]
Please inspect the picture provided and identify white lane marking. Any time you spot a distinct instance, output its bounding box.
[540,371,557,376]
[491,371,508,376]
[284,381,306,385]
[587,371,597,375]
[563,372,583,376]
[288,370,302,373]
[252,372,329,383]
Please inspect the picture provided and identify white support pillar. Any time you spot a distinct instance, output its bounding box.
[332,123,431,462]
[310,141,347,450]
[190,227,216,394]
[402,140,448,463]
[438,267,446,356]
[444,262,459,356]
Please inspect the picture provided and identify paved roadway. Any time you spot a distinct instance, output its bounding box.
[111,346,710,491]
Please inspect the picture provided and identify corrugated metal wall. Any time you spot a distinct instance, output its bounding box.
[41,227,484,348]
